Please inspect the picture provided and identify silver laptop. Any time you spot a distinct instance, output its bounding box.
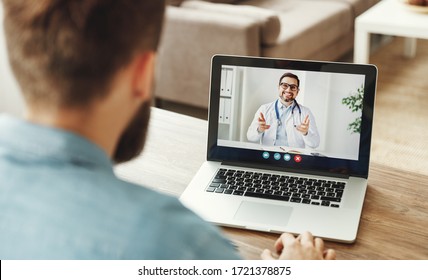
[180,55,377,243]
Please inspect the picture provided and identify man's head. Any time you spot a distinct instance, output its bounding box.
[2,0,166,163]
[278,72,300,104]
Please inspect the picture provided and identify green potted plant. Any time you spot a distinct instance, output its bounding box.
[342,85,364,134]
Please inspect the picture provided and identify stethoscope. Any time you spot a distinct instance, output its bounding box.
[274,99,302,127]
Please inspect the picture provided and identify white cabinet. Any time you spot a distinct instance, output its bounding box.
[218,66,240,140]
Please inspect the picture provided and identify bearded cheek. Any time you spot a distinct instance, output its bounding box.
[112,101,151,163]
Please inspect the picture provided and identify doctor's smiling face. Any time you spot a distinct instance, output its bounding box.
[278,73,300,106]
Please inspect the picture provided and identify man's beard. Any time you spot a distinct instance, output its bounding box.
[279,93,294,104]
[113,100,151,163]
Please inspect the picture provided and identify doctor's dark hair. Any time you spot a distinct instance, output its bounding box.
[279,72,300,87]
[2,0,166,108]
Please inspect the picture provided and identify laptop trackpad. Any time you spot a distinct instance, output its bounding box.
[234,201,293,227]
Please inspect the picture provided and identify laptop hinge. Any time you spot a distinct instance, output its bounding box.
[220,161,351,179]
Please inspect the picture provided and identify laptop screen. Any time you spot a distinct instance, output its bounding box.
[207,55,377,178]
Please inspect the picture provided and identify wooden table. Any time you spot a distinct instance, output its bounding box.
[115,108,428,260]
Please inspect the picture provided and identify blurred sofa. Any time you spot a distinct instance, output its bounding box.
[156,0,379,109]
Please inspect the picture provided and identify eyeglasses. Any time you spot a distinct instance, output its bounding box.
[280,82,299,91]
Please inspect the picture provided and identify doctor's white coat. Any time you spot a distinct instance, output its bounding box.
[246,101,320,149]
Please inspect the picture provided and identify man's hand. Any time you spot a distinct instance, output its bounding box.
[296,115,310,135]
[261,232,336,260]
[258,112,271,133]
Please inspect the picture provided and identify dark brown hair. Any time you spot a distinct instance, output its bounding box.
[3,0,165,108]
[279,72,300,87]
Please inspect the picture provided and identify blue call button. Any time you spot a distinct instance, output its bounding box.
[262,152,270,159]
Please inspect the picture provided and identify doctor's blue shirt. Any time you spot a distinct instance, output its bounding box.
[275,100,293,146]
[0,115,240,260]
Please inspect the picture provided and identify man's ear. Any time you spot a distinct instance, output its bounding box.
[132,51,156,102]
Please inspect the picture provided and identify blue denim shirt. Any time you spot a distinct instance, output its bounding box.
[0,115,240,260]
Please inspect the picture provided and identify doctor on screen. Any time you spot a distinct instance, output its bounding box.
[247,72,320,149]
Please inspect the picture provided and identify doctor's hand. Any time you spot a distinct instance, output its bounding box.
[261,232,336,260]
[296,115,310,135]
[257,112,271,133]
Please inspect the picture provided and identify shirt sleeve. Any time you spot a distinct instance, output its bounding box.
[128,194,242,260]
[247,106,264,142]
[170,202,242,260]
[302,108,320,149]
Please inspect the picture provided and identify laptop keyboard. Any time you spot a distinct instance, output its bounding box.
[206,168,345,208]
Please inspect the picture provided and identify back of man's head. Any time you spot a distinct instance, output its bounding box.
[2,0,165,109]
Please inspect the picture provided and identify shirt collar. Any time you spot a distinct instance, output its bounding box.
[277,98,294,110]
[0,114,113,172]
